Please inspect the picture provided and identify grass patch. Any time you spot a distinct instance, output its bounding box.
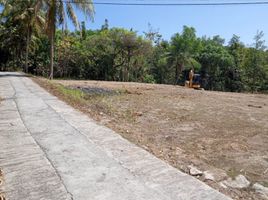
[32,77,116,117]
[57,84,86,103]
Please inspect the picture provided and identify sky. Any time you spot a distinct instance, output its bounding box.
[70,0,268,46]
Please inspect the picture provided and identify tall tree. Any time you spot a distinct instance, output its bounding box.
[254,30,266,50]
[228,35,244,68]
[198,42,234,90]
[243,31,267,91]
[169,26,199,84]
[41,0,94,79]
[149,40,171,84]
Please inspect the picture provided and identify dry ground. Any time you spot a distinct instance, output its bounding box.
[33,77,268,200]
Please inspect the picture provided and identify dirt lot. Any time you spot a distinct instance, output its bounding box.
[33,78,268,200]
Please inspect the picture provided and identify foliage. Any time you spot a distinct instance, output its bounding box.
[37,0,94,79]
[198,40,235,91]
[169,26,200,84]
[0,2,268,93]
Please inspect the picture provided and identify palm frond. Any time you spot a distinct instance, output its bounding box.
[57,0,65,25]
[66,2,79,29]
[71,0,95,22]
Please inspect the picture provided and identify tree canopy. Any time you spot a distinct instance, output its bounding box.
[0,1,268,93]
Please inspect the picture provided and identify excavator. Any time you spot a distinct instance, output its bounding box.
[185,69,202,89]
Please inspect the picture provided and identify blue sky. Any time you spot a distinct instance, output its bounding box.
[71,1,268,46]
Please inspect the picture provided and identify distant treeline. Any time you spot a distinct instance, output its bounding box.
[1,17,268,92]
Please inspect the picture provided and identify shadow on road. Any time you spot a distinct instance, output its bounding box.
[0,72,29,78]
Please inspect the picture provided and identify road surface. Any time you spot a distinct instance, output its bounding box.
[0,72,231,200]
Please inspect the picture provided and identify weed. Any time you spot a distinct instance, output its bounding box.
[57,85,86,102]
[227,168,240,180]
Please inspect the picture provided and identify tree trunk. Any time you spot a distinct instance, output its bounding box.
[126,49,131,82]
[49,24,55,80]
[25,26,31,73]
[175,62,183,85]
[174,57,178,85]
[175,64,179,85]
[49,1,56,80]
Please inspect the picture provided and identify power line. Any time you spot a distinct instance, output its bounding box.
[71,0,268,6]
[12,0,268,6]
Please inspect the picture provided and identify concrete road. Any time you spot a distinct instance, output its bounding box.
[0,72,231,200]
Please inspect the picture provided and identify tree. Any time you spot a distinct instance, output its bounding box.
[149,40,171,84]
[228,35,244,68]
[42,0,95,79]
[2,0,44,73]
[242,31,267,91]
[198,42,235,91]
[81,21,86,40]
[0,2,29,71]
[50,28,151,81]
[227,35,246,91]
[169,26,199,84]
[212,35,225,46]
[101,19,109,31]
[6,1,44,73]
[254,30,266,50]
[144,23,162,45]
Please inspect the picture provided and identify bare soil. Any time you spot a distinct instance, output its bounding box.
[33,78,268,200]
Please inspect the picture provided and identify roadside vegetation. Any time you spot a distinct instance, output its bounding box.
[1,1,268,93]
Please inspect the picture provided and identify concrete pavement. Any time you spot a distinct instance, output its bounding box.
[0,72,231,200]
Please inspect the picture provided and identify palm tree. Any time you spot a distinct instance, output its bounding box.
[41,0,95,79]
[22,1,44,73]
